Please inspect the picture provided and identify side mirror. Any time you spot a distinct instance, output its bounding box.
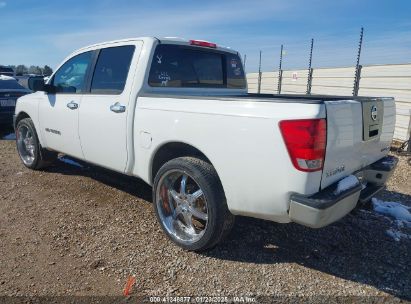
[28,77,56,93]
[28,77,45,92]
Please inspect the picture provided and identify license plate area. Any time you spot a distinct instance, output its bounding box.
[362,99,383,141]
[0,99,16,107]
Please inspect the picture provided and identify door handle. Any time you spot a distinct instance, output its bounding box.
[67,101,78,110]
[110,102,126,113]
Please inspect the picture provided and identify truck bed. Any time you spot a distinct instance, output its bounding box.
[141,91,395,191]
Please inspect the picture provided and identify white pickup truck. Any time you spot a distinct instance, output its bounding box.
[14,37,398,251]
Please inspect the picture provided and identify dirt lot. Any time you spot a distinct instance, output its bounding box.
[0,126,410,303]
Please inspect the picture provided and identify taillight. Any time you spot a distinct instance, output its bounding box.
[279,119,326,172]
[189,40,217,48]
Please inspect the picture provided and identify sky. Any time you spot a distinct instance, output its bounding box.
[0,0,410,72]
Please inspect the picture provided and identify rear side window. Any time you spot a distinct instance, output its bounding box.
[91,45,135,94]
[148,44,246,89]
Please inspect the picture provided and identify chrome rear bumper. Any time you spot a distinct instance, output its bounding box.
[289,155,398,228]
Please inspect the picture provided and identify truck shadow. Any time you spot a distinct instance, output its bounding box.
[45,156,410,300]
[203,192,411,300]
[48,156,153,202]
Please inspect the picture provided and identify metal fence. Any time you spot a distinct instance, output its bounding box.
[246,63,411,142]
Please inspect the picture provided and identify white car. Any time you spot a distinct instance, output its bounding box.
[14,37,397,251]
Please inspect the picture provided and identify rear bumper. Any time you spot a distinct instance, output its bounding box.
[289,155,398,228]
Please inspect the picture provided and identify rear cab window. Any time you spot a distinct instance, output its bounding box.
[148,44,246,89]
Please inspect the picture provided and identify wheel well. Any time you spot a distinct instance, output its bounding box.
[15,112,30,128]
[151,142,211,182]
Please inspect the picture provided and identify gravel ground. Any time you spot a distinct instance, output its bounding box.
[0,126,410,303]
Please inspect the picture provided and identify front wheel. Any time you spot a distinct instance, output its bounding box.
[153,157,235,251]
[16,118,57,170]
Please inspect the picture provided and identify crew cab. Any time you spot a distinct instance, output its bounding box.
[14,37,397,251]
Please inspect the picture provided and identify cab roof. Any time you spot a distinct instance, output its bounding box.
[76,36,238,55]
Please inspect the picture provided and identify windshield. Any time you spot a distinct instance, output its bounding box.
[148,44,246,89]
[0,80,27,90]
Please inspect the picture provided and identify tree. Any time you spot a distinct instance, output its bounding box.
[15,65,28,76]
[28,65,43,75]
[43,65,53,76]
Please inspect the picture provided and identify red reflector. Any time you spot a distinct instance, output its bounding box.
[279,119,326,172]
[189,40,217,48]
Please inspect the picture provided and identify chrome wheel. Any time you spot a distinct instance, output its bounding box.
[156,170,208,244]
[16,125,36,166]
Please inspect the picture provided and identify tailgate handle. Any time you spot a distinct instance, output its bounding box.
[369,124,379,138]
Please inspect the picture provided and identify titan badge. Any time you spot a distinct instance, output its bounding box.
[371,105,378,121]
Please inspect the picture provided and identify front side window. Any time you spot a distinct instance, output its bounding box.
[90,45,135,94]
[52,51,92,93]
[148,44,246,89]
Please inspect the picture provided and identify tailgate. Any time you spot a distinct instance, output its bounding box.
[321,98,395,189]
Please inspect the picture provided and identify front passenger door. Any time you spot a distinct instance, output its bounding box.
[39,51,93,159]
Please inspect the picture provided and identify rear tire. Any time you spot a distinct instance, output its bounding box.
[153,157,235,251]
[16,118,57,170]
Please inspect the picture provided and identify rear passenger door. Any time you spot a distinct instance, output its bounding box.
[79,44,140,172]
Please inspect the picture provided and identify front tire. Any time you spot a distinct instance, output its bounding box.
[153,157,235,251]
[16,118,57,170]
